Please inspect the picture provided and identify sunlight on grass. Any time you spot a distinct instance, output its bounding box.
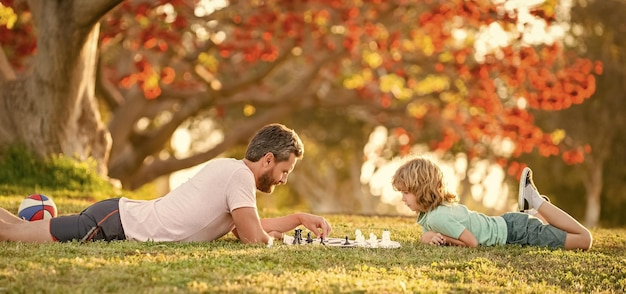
[1,226,624,292]
[1,196,625,293]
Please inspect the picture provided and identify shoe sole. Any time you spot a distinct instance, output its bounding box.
[518,167,531,211]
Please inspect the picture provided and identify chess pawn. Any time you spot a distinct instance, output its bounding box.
[355,229,365,243]
[368,232,378,248]
[382,230,391,242]
[380,230,392,247]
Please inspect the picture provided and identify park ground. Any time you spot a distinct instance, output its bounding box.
[1,195,625,293]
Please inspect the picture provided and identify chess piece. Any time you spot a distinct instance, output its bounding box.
[355,229,365,243]
[380,230,392,247]
[343,236,350,246]
[306,232,313,244]
[368,232,378,248]
[382,230,390,241]
[293,229,303,245]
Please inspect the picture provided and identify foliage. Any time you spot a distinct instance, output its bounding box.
[0,0,612,228]
[0,0,602,190]
[0,198,624,293]
[0,145,118,199]
[518,0,626,227]
[104,0,599,182]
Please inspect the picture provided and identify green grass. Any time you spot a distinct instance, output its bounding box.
[1,197,625,293]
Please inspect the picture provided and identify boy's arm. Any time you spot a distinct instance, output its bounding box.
[441,229,478,247]
[421,229,478,247]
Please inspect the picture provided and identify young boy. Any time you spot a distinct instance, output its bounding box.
[391,156,592,250]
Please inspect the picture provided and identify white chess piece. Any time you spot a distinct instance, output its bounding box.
[355,229,365,243]
[368,232,378,248]
[380,230,392,247]
[382,230,390,241]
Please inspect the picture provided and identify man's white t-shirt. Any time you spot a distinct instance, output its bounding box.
[118,158,257,242]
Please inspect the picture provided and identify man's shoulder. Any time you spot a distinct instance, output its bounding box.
[207,157,239,165]
[204,158,248,170]
[201,158,252,176]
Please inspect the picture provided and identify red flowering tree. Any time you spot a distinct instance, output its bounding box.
[0,0,600,210]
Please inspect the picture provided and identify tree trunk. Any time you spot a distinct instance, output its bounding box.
[0,0,122,175]
[583,160,603,228]
[290,146,382,215]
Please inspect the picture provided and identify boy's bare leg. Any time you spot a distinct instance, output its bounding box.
[520,167,592,250]
[0,217,55,243]
[536,202,592,250]
[0,207,27,224]
[532,212,547,224]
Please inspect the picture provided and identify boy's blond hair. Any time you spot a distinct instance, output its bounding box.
[392,156,458,211]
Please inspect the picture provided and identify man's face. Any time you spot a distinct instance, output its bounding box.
[257,153,298,193]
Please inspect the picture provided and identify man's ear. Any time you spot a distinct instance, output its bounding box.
[263,152,274,167]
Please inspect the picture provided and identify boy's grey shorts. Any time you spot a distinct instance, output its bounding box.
[49,198,126,242]
[502,212,567,249]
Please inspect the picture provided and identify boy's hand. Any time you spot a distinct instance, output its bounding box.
[421,231,446,246]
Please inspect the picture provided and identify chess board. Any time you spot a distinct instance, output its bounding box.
[282,230,401,249]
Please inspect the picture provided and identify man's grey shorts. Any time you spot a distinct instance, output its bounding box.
[49,198,126,242]
[502,212,567,249]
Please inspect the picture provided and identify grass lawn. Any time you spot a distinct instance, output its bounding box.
[1,196,625,293]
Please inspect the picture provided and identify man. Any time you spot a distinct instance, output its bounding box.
[0,123,332,246]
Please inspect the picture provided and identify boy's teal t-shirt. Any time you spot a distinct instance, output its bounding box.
[417,203,508,246]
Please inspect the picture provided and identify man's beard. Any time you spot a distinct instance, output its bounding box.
[257,171,276,193]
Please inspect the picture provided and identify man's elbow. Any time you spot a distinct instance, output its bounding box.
[238,234,270,245]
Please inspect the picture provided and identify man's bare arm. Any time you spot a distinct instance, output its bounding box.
[260,213,331,239]
[231,207,272,244]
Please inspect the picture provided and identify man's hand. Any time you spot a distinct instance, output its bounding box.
[297,213,332,239]
[260,213,332,239]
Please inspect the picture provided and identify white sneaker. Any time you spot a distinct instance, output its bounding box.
[518,167,540,211]
[520,195,551,215]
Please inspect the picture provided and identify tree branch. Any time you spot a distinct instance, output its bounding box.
[127,104,294,189]
[0,45,16,82]
[215,41,296,96]
[73,0,125,27]
[96,56,124,110]
[122,47,344,188]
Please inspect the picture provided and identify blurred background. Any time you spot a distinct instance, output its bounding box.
[0,0,624,228]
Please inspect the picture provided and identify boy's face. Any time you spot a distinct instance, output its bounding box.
[400,191,425,212]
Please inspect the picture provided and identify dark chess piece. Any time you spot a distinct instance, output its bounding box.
[293,229,303,245]
[343,236,350,246]
[306,232,313,244]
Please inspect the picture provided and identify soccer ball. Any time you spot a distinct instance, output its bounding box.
[18,194,58,221]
